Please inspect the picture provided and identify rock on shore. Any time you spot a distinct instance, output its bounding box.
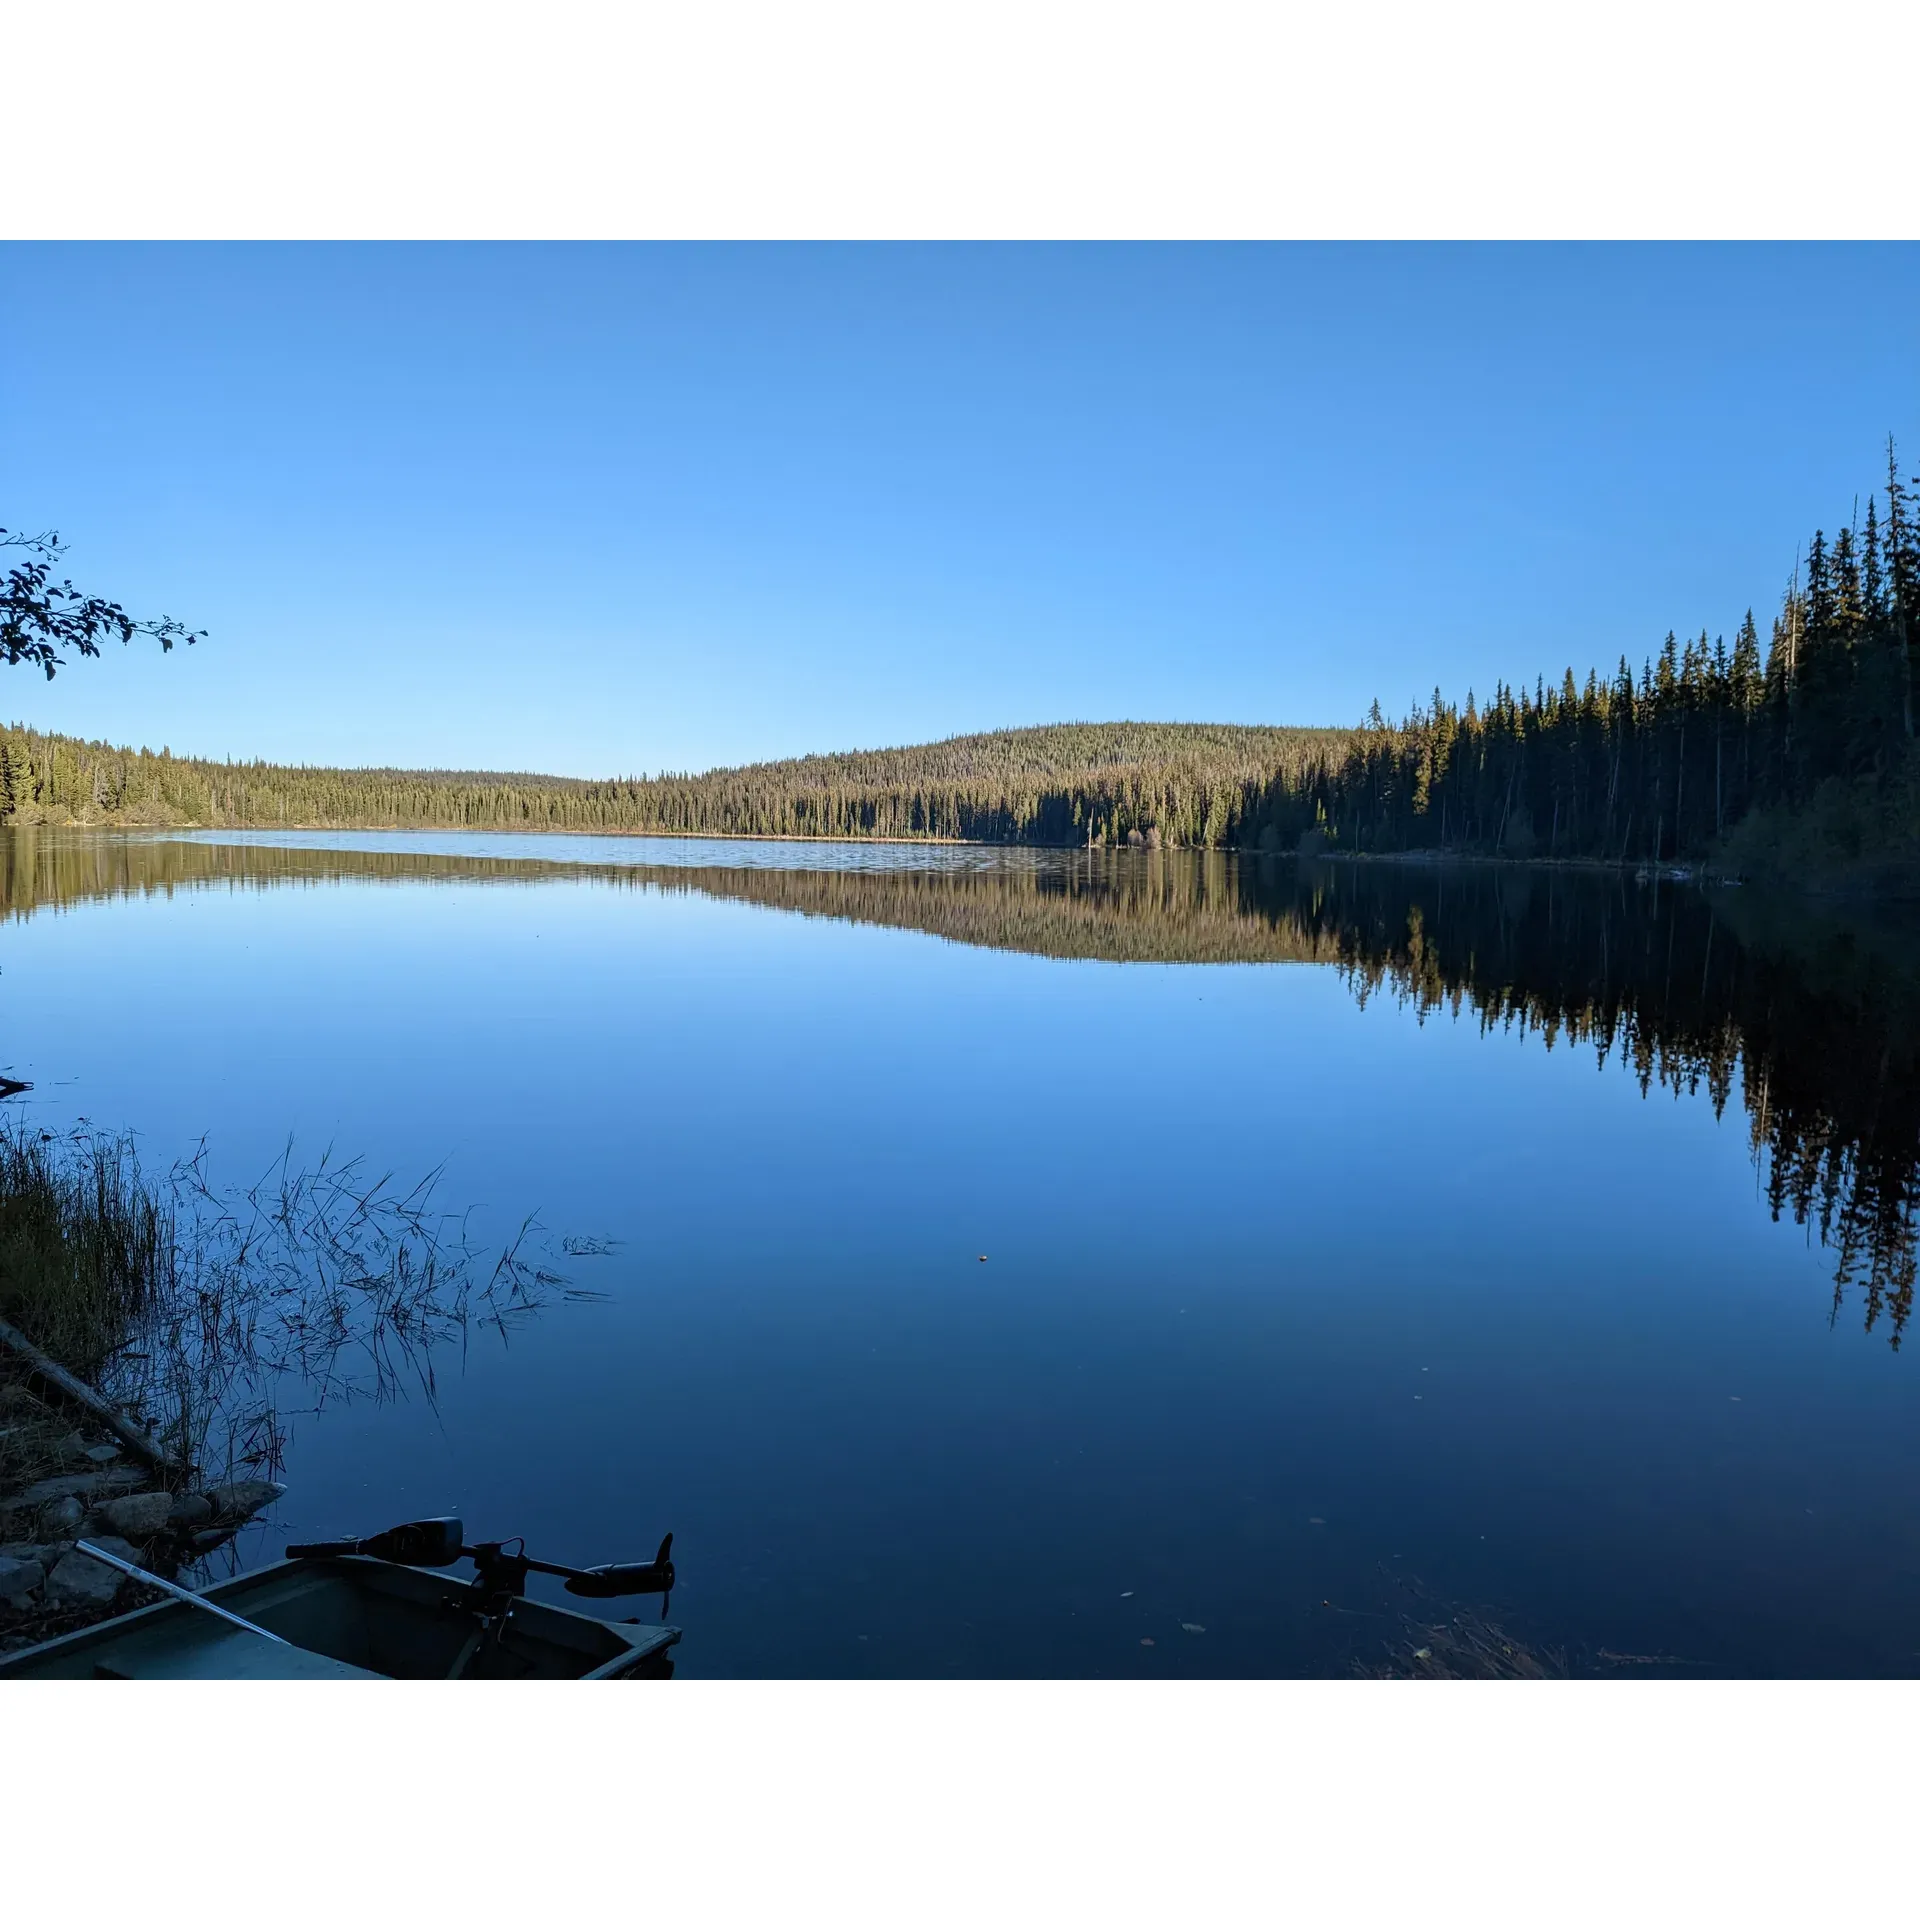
[46,1538,142,1609]
[205,1481,285,1522]
[0,1555,46,1606]
[100,1492,176,1540]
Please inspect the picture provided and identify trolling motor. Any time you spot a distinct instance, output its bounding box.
[287,1518,676,1676]
[288,1517,675,1610]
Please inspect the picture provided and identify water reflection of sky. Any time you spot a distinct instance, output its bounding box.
[3,829,1916,1677]
[162,826,1084,874]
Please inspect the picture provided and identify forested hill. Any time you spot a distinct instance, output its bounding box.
[0,720,1351,847]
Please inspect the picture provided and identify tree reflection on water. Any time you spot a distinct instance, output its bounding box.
[5,827,1914,1347]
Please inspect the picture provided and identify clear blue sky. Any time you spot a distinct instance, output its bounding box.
[3,244,1915,777]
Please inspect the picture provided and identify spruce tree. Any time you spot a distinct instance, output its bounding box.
[1885,438,1915,740]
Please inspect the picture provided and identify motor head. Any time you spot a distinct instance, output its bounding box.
[287,1516,466,1567]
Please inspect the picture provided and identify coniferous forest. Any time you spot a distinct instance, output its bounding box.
[0,721,1345,849]
[3,446,1916,885]
[1293,442,1920,877]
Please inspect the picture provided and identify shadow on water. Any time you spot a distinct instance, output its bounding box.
[4,828,1917,1353]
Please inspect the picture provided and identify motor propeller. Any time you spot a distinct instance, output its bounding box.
[565,1532,675,1618]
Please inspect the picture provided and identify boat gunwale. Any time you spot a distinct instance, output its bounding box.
[0,1553,681,1679]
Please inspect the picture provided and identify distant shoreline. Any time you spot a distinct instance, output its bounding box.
[16,818,1917,899]
[27,818,1007,849]
[10,815,1716,878]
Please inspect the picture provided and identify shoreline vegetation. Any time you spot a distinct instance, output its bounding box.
[0,1118,582,1650]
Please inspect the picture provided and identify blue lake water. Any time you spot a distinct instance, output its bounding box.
[4,828,1917,1676]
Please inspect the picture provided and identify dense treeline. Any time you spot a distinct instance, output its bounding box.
[1297,443,1920,874]
[0,720,1347,848]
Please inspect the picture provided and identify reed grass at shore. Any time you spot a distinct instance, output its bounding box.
[0,1120,582,1476]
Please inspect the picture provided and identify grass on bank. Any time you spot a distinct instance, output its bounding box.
[0,1124,173,1379]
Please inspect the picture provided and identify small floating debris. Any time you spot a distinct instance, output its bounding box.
[1181,1622,1206,1635]
[1120,1590,1133,1598]
[1139,1637,1155,1647]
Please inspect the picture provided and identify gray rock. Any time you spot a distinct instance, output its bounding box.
[46,1539,137,1608]
[83,1443,121,1465]
[205,1480,285,1522]
[0,1555,44,1600]
[0,1466,149,1514]
[0,1541,60,1566]
[101,1492,175,1540]
[40,1496,85,1538]
[168,1494,213,1528]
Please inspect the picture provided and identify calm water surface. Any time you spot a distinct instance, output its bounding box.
[4,828,1917,1677]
